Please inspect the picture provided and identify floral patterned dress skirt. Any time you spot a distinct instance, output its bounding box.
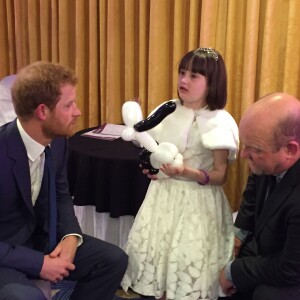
[121,178,234,300]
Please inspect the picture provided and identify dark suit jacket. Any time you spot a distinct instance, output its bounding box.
[232,160,300,291]
[0,120,82,277]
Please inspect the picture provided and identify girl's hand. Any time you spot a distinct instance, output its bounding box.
[142,168,158,180]
[140,164,158,180]
[160,163,184,177]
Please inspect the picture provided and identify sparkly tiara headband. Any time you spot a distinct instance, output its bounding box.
[197,47,219,61]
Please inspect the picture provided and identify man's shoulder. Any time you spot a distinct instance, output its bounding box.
[281,159,300,186]
[0,120,17,142]
[50,137,68,157]
[51,137,67,147]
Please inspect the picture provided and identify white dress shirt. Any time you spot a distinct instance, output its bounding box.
[17,119,45,205]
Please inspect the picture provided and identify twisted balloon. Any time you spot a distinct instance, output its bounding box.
[121,100,183,174]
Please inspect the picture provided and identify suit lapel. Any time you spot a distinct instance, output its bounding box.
[6,120,35,215]
[255,160,300,236]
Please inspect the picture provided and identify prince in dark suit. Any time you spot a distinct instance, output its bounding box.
[219,93,300,300]
[0,62,127,300]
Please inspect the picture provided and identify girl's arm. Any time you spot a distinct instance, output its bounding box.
[161,149,229,186]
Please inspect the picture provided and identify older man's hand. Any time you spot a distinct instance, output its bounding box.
[219,267,237,296]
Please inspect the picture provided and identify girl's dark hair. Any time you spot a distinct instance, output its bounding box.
[178,48,227,110]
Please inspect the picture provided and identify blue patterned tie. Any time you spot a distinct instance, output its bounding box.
[44,146,57,251]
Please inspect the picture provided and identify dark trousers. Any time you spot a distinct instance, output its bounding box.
[230,284,300,300]
[229,235,300,300]
[0,268,47,300]
[0,234,128,300]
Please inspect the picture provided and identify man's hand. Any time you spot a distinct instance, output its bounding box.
[219,267,237,296]
[40,255,75,283]
[234,236,242,258]
[50,235,79,264]
[40,236,78,282]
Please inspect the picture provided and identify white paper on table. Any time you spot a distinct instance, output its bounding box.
[82,123,126,140]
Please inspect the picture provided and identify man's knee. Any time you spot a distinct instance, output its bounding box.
[119,249,128,272]
[89,239,128,275]
[253,284,300,300]
[252,285,271,300]
[109,245,128,273]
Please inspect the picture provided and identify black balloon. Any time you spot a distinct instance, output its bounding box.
[139,148,159,175]
[134,101,176,132]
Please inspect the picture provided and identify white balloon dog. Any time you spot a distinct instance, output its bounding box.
[121,101,183,173]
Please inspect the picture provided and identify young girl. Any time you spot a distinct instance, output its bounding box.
[121,48,239,300]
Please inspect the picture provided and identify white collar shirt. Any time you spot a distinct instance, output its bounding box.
[17,119,45,205]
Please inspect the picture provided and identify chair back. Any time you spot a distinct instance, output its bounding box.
[0,75,17,126]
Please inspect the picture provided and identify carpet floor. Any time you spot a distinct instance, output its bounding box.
[51,281,155,300]
[52,281,229,299]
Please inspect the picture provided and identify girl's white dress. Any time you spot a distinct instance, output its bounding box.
[121,100,239,300]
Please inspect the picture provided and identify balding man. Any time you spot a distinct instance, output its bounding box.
[219,93,300,300]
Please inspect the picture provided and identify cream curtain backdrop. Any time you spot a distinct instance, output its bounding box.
[1,0,300,211]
